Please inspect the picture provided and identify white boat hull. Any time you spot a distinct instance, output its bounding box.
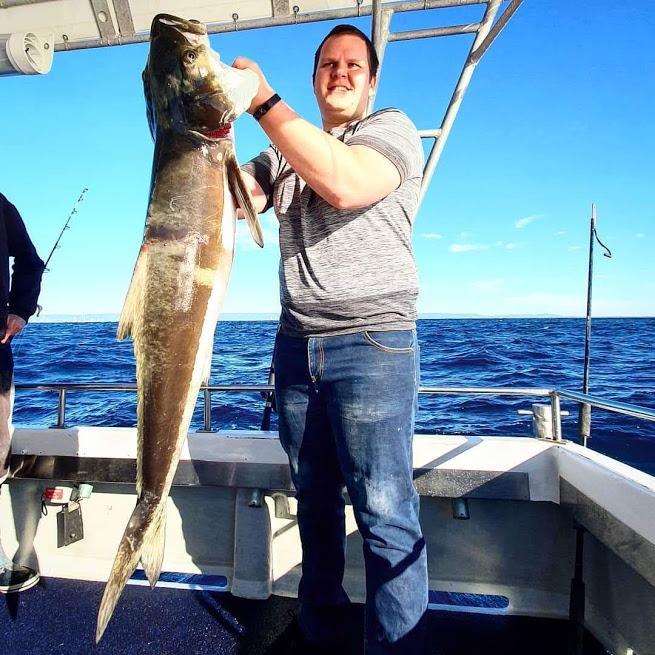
[2,428,654,654]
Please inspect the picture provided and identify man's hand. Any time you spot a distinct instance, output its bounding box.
[1,314,26,344]
[232,57,276,116]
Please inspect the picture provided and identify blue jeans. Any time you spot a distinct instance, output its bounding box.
[274,329,428,654]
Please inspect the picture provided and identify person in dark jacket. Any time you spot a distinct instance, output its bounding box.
[0,192,44,594]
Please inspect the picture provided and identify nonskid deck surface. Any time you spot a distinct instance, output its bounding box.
[1,578,608,655]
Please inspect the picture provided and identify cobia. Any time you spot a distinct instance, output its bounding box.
[96,13,263,642]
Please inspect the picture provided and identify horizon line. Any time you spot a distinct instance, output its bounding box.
[30,312,655,323]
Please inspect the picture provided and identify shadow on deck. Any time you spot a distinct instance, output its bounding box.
[0,578,609,654]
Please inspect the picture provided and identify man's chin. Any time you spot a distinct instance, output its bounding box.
[323,99,359,117]
[318,97,367,125]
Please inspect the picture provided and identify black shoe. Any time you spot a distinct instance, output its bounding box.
[0,565,40,594]
[296,603,350,651]
[263,608,349,655]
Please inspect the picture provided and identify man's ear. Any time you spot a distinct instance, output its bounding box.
[369,76,378,95]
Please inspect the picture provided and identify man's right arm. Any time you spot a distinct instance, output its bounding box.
[232,57,403,211]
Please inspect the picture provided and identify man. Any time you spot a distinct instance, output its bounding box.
[0,192,45,594]
[234,24,428,653]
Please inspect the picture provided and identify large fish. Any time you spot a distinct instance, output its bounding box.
[96,13,263,642]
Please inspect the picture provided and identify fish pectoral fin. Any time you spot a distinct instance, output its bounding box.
[226,149,264,248]
[117,246,148,341]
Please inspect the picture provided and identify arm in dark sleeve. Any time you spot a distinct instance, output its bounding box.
[5,199,45,322]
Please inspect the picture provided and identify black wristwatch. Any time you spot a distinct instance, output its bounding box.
[253,93,281,122]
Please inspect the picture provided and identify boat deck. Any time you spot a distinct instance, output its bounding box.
[2,578,608,654]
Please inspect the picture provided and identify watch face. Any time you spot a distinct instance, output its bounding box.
[255,94,280,121]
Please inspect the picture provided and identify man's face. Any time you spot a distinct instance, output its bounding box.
[313,33,376,127]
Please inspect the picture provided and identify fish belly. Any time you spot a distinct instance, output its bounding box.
[136,161,236,497]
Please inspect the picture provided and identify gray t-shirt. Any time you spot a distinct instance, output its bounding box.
[242,108,423,337]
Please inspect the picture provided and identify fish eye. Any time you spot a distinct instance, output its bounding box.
[183,50,197,63]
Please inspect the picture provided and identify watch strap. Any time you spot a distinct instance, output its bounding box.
[253,93,281,122]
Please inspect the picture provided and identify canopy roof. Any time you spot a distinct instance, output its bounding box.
[8,1,363,50]
[1,0,519,51]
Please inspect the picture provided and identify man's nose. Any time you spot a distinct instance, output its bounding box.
[331,63,347,77]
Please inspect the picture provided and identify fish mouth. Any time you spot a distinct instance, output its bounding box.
[150,13,207,38]
[188,125,232,142]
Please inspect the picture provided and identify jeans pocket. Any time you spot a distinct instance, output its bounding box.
[363,330,415,354]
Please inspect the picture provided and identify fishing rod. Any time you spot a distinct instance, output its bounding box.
[35,188,88,317]
[43,187,88,271]
[11,188,89,360]
[578,203,612,447]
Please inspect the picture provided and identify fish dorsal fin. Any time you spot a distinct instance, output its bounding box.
[117,246,148,341]
[226,148,264,248]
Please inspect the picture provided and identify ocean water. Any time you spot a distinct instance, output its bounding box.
[11,317,655,476]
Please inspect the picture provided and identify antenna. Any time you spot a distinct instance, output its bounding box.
[578,203,612,447]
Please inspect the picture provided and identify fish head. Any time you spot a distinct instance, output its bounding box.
[143,14,259,140]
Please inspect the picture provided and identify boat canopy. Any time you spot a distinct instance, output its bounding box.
[1,0,518,52]
[1,0,522,202]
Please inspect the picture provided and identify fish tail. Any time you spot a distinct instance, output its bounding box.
[140,504,166,588]
[96,497,166,642]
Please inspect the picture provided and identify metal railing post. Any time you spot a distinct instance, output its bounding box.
[53,388,66,429]
[550,391,563,442]
[198,386,214,432]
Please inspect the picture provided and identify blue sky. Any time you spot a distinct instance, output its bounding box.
[1,0,653,319]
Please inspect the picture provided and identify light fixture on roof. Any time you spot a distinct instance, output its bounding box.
[0,32,54,76]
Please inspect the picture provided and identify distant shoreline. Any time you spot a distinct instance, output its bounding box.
[30,313,654,323]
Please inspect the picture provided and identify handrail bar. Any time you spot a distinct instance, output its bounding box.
[556,390,655,423]
[14,383,274,392]
[14,383,655,432]
[419,386,550,397]
[15,383,551,395]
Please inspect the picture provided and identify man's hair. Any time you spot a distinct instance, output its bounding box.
[312,24,379,82]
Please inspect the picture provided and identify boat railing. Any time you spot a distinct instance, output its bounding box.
[13,383,655,445]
